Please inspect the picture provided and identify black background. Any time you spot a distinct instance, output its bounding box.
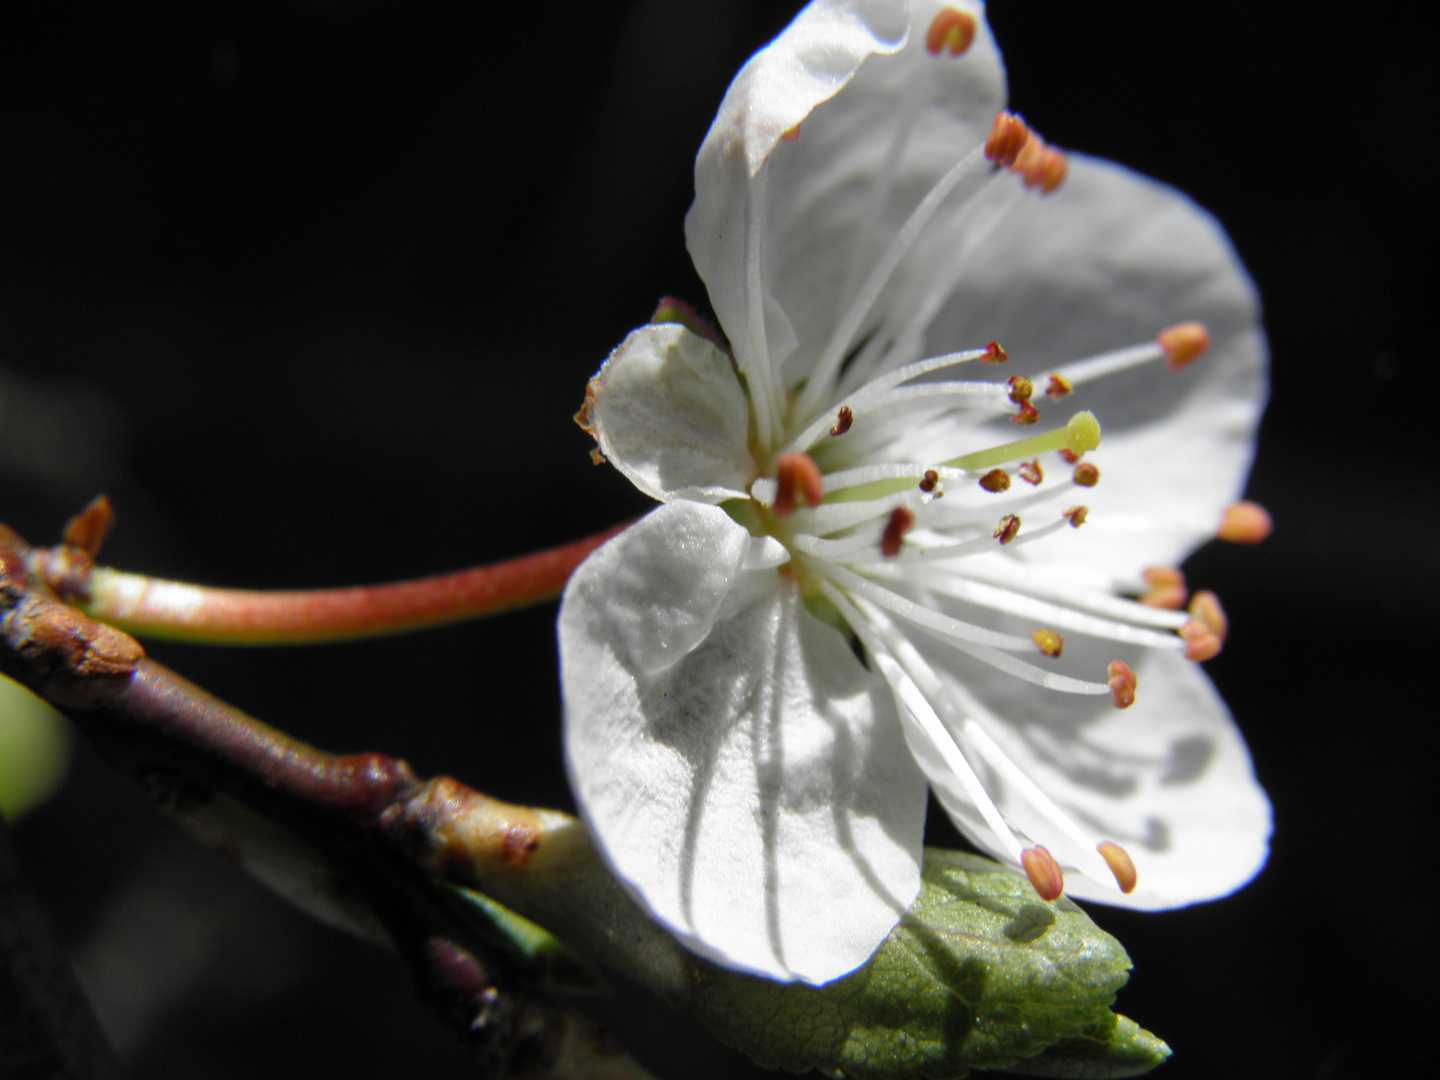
[1,2,1433,1078]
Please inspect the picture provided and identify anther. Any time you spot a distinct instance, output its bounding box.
[1140,566,1188,610]
[1097,842,1138,894]
[1058,448,1082,464]
[1072,463,1100,487]
[919,469,940,493]
[1010,400,1040,425]
[1036,146,1069,194]
[1062,505,1088,527]
[982,341,1008,364]
[830,406,854,436]
[1021,845,1065,901]
[1188,590,1228,640]
[1032,629,1064,658]
[1007,375,1034,404]
[1157,322,1210,370]
[984,112,1030,168]
[881,506,916,557]
[1107,660,1137,709]
[979,468,1012,493]
[1218,501,1272,543]
[1046,374,1072,399]
[1178,619,1222,661]
[781,123,802,143]
[924,7,978,56]
[994,514,1021,545]
[1019,459,1044,486]
[773,452,825,516]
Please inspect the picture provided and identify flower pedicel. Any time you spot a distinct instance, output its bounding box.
[561,0,1271,984]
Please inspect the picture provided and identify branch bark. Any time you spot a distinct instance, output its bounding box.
[1,516,653,1080]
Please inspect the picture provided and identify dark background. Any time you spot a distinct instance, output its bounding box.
[1,1,1432,1078]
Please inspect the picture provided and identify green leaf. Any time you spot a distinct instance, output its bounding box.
[679,850,1169,1079]
[450,885,605,994]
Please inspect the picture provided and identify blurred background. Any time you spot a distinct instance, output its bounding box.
[0,1,1432,1077]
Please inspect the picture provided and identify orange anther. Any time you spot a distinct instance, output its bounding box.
[1107,660,1137,709]
[1178,619,1222,661]
[1021,845,1065,901]
[781,123,802,142]
[924,7,978,56]
[982,341,1008,364]
[994,514,1021,545]
[1058,448,1082,464]
[984,112,1030,168]
[1072,463,1100,487]
[830,405,854,436]
[773,452,825,516]
[1062,505,1088,527]
[1188,590,1228,640]
[1011,130,1048,186]
[979,468,1012,493]
[1019,459,1044,486]
[1157,322,1210,370]
[1046,374,1073,399]
[1036,146,1069,194]
[1218,501,1272,543]
[1032,629,1064,658]
[919,469,940,493]
[1010,400,1040,425]
[1139,566,1187,609]
[1007,375,1034,404]
[880,506,916,557]
[1097,841,1138,894]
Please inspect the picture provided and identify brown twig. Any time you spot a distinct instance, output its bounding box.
[0,515,654,1080]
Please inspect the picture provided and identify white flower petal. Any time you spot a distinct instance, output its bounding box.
[924,636,1270,909]
[560,501,927,983]
[591,324,754,503]
[913,155,1266,573]
[687,1,1007,391]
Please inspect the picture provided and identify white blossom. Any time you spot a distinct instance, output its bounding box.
[560,0,1270,985]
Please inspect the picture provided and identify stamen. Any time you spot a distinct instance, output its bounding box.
[789,345,1003,453]
[1140,566,1187,610]
[1062,505,1088,527]
[982,341,1008,364]
[1058,448,1082,464]
[1097,842,1138,894]
[1107,660,1137,709]
[924,7,977,56]
[772,452,825,516]
[1019,459,1043,486]
[1045,374,1072,399]
[1009,132,1068,194]
[994,514,1021,545]
[1157,322,1210,370]
[830,406,854,436]
[1188,590,1228,640]
[1072,463,1100,487]
[1032,629,1064,657]
[1021,846,1065,901]
[781,123,801,142]
[1178,619,1222,661]
[919,469,940,493]
[881,506,916,557]
[1218,501,1273,543]
[1007,375,1034,404]
[979,468,1012,493]
[1010,400,1040,425]
[792,140,994,421]
[984,112,1030,168]
[944,410,1101,472]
